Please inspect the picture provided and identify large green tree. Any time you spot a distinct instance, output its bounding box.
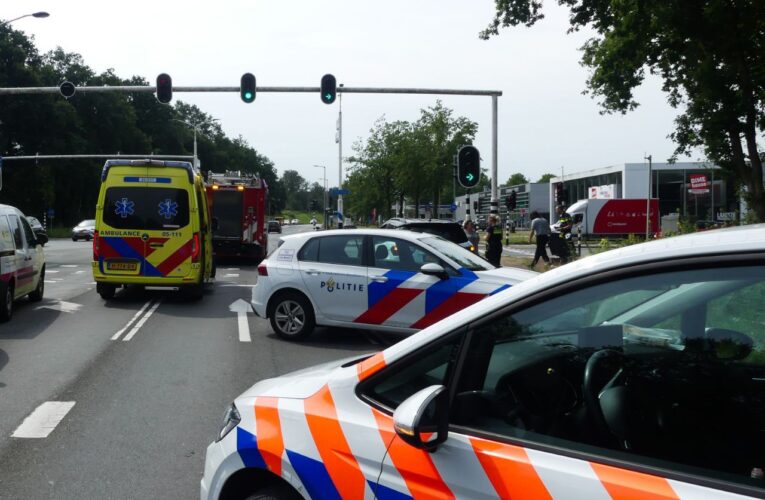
[505,172,529,186]
[482,0,765,221]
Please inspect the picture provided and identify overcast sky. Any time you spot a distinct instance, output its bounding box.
[6,0,697,187]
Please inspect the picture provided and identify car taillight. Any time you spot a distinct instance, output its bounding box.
[257,262,268,276]
[192,233,200,262]
[93,231,100,260]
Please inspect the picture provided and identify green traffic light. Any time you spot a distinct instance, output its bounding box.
[465,173,475,182]
[324,93,333,102]
[244,92,253,100]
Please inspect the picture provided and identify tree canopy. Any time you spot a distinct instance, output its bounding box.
[0,25,283,224]
[483,0,765,221]
[537,173,556,183]
[505,172,529,186]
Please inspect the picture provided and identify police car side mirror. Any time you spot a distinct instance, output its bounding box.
[34,231,48,246]
[420,263,448,280]
[393,385,448,452]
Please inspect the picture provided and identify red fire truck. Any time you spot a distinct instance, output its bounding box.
[205,171,268,262]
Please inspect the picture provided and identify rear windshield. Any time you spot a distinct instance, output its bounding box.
[103,187,190,230]
[211,190,242,237]
[405,223,467,243]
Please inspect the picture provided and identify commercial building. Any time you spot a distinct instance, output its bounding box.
[454,183,551,227]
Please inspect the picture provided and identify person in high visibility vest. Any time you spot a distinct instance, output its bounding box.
[484,214,503,267]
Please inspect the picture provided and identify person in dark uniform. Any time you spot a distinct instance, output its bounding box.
[528,210,551,269]
[485,214,503,267]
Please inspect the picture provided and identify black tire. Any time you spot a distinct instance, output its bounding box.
[269,292,315,341]
[245,483,302,500]
[97,283,116,300]
[210,257,217,279]
[28,267,44,302]
[0,281,13,322]
[183,276,204,301]
[72,237,77,242]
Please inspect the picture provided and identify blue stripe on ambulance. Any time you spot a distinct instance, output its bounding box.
[367,270,416,308]
[424,268,478,313]
[102,237,163,277]
[286,450,342,500]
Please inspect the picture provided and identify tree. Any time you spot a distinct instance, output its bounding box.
[505,172,528,186]
[537,173,556,183]
[482,0,765,222]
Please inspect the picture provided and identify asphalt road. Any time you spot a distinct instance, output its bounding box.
[0,225,390,499]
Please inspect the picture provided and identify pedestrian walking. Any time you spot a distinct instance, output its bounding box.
[485,214,503,267]
[463,219,480,254]
[528,210,551,269]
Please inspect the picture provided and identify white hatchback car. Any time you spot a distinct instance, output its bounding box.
[205,224,765,500]
[252,229,536,340]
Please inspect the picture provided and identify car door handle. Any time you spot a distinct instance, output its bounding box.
[306,269,320,275]
[370,276,388,283]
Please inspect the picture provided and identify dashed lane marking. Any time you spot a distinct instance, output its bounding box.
[12,402,76,438]
[122,300,162,342]
[223,273,240,278]
[60,265,78,268]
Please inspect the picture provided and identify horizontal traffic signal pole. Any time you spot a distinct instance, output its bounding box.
[0,85,502,96]
[1,154,194,161]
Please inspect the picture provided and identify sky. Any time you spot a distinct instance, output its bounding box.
[5,0,698,188]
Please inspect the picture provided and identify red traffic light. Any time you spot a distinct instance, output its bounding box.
[156,73,172,104]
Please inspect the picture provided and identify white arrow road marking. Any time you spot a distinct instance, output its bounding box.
[46,270,59,274]
[35,300,82,314]
[12,401,76,438]
[229,299,252,342]
[60,265,78,268]
[122,300,161,342]
[74,270,85,274]
[223,273,240,278]
[111,300,153,340]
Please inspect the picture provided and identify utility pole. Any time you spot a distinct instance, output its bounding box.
[645,154,652,239]
[337,84,344,228]
[314,164,327,229]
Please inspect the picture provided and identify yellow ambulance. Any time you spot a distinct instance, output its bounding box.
[93,160,214,300]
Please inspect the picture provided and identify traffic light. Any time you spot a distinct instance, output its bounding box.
[59,81,76,99]
[240,73,256,103]
[320,74,337,104]
[156,73,172,104]
[473,201,478,211]
[506,190,517,210]
[457,145,480,188]
[310,200,317,211]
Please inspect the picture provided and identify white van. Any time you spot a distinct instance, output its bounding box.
[0,204,47,321]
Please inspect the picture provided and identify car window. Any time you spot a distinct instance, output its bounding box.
[420,236,494,271]
[7,215,23,249]
[0,216,14,251]
[451,265,765,491]
[20,217,35,246]
[371,236,442,272]
[317,235,364,266]
[406,223,468,244]
[362,332,464,410]
[103,187,190,230]
[297,238,319,262]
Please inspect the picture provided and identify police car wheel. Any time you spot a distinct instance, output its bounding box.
[0,282,12,322]
[29,267,44,302]
[245,482,302,500]
[270,293,314,340]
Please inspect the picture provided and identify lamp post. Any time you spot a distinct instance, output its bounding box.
[645,154,652,239]
[0,11,49,27]
[173,118,218,169]
[313,165,327,229]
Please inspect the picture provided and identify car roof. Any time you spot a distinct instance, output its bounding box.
[0,204,24,216]
[382,218,460,227]
[278,228,438,243]
[379,224,765,361]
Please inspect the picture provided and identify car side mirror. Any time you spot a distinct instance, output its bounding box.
[393,385,448,452]
[420,263,448,280]
[211,217,219,232]
[34,230,48,246]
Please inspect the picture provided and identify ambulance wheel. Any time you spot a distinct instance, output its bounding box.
[270,292,314,341]
[28,267,44,302]
[245,483,302,500]
[184,278,204,301]
[0,281,13,322]
[97,283,116,300]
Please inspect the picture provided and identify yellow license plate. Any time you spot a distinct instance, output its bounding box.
[107,261,138,271]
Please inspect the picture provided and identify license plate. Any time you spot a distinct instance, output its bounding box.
[107,261,138,271]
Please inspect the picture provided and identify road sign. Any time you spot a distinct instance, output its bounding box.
[449,203,457,212]
[47,208,55,217]
[330,188,350,195]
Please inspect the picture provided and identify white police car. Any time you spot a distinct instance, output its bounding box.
[205,224,765,499]
[252,229,537,340]
[0,204,47,321]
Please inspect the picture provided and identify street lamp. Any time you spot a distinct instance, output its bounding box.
[313,164,328,228]
[173,118,218,169]
[0,11,50,27]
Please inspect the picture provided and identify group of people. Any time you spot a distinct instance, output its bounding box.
[462,205,573,270]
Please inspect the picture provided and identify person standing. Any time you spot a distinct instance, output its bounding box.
[528,211,551,269]
[485,214,503,267]
[463,219,480,254]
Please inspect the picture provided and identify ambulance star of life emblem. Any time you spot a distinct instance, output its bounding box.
[114,198,135,219]
[158,199,178,220]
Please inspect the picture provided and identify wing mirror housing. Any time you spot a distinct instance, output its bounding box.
[420,263,448,280]
[34,230,48,247]
[393,385,448,452]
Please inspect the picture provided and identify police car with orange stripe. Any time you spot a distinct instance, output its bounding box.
[252,229,536,340]
[205,224,765,499]
[92,159,214,300]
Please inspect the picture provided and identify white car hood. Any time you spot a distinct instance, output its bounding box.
[474,266,538,284]
[237,354,369,400]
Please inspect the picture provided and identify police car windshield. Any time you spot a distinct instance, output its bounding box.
[420,236,495,271]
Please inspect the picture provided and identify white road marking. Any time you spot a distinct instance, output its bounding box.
[111,300,153,340]
[223,273,240,278]
[35,300,82,314]
[229,299,252,342]
[122,300,162,342]
[60,265,78,268]
[221,284,254,288]
[12,401,76,438]
[224,268,240,271]
[74,270,85,274]
[46,270,60,274]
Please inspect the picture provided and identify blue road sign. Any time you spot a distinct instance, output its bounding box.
[449,203,457,212]
[330,188,350,196]
[47,208,55,217]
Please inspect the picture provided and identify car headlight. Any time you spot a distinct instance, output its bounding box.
[216,403,241,442]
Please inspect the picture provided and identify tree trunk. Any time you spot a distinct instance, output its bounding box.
[433,189,440,218]
[398,192,405,217]
[743,114,765,222]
